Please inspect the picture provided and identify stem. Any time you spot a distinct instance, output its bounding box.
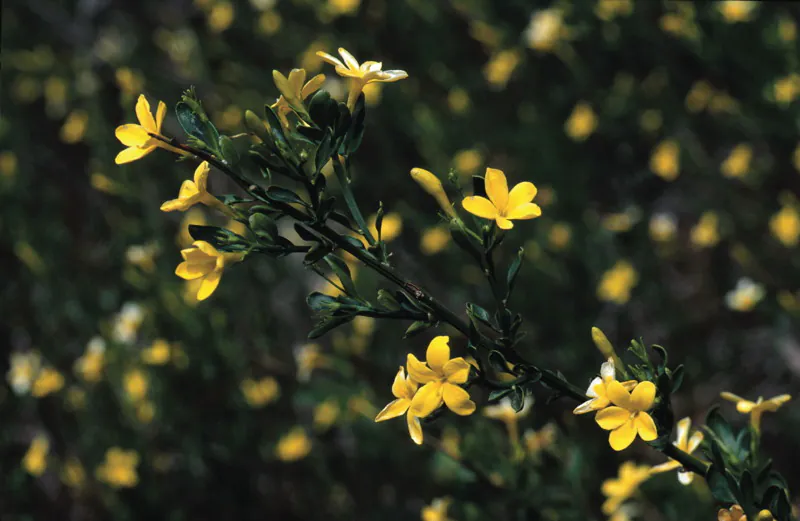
[332,156,376,246]
[662,443,711,476]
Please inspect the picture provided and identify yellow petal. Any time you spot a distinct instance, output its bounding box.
[406,353,438,383]
[115,125,151,147]
[155,101,167,132]
[390,366,408,399]
[507,181,537,208]
[161,198,190,212]
[197,270,222,301]
[409,381,444,417]
[678,470,695,485]
[765,394,791,408]
[635,412,658,441]
[374,398,410,422]
[443,358,470,384]
[407,413,423,445]
[687,431,704,453]
[484,168,509,211]
[194,161,210,192]
[650,460,681,474]
[372,70,408,82]
[194,240,219,257]
[718,509,734,521]
[301,74,326,98]
[504,202,542,220]
[115,146,153,164]
[287,69,306,95]
[175,261,208,280]
[338,47,360,70]
[316,51,345,69]
[630,381,656,410]
[496,217,514,230]
[442,383,475,416]
[675,417,691,447]
[606,380,633,409]
[595,406,630,430]
[461,196,498,220]
[135,94,156,132]
[573,398,598,414]
[425,336,450,373]
[609,421,637,451]
[720,391,747,404]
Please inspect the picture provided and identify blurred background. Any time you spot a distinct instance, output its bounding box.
[2,0,800,520]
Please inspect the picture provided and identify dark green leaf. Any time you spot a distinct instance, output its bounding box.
[265,186,306,206]
[488,388,513,402]
[488,350,509,374]
[308,315,353,339]
[404,321,431,338]
[706,464,738,504]
[509,386,525,412]
[505,247,524,299]
[307,292,340,312]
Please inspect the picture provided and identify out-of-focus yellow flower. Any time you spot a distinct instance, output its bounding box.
[772,74,800,105]
[649,213,677,242]
[295,342,329,382]
[0,151,18,179]
[160,162,229,215]
[317,47,407,110]
[639,109,662,133]
[74,336,106,382]
[15,241,46,274]
[685,80,713,113]
[565,102,597,141]
[441,426,461,459]
[690,211,720,248]
[779,17,797,43]
[368,212,403,242]
[407,336,475,418]
[720,392,791,433]
[721,144,753,178]
[709,92,740,114]
[115,68,144,97]
[90,173,120,194]
[447,88,470,114]
[22,435,49,476]
[717,1,758,23]
[44,76,67,117]
[241,377,280,407]
[650,417,704,484]
[112,302,145,344]
[595,0,633,22]
[453,149,482,176]
[31,367,64,398]
[483,49,521,90]
[770,203,800,246]
[462,168,542,230]
[175,240,244,301]
[61,457,86,488]
[421,226,451,256]
[548,222,571,250]
[523,423,557,457]
[66,386,87,410]
[602,209,639,233]
[483,397,531,445]
[597,261,638,305]
[276,427,312,462]
[421,497,452,521]
[375,366,423,444]
[313,399,340,431]
[60,109,89,144]
[124,368,148,403]
[327,0,360,16]
[126,243,159,272]
[524,8,564,52]
[7,351,42,395]
[347,393,377,419]
[574,357,636,414]
[470,21,501,49]
[115,94,186,164]
[207,1,235,32]
[96,448,139,488]
[602,461,651,515]
[595,380,658,451]
[136,400,155,423]
[141,338,171,365]
[718,505,747,521]
[410,168,456,218]
[256,10,281,35]
[650,139,680,181]
[725,278,765,312]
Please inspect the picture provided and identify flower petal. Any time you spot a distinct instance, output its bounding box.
[115,124,151,147]
[194,241,219,257]
[687,431,704,453]
[406,354,438,383]
[175,261,208,280]
[600,360,615,381]
[496,217,514,230]
[443,358,470,384]
[374,398,410,422]
[630,381,656,411]
[155,101,167,132]
[573,398,598,415]
[161,196,191,212]
[374,70,408,82]
[135,94,157,132]
[484,168,509,211]
[606,380,633,409]
[507,181,538,208]
[635,412,658,441]
[675,417,691,447]
[765,394,792,409]
[338,47,360,70]
[504,202,542,220]
[302,74,327,98]
[426,336,450,373]
[115,146,153,164]
[390,366,407,399]
[678,470,694,485]
[609,421,637,451]
[194,161,210,192]
[196,270,222,301]
[585,376,603,398]
[461,196,498,220]
[442,383,476,416]
[596,406,630,430]
[650,460,681,474]
[407,413,423,445]
[316,51,344,69]
[409,381,444,417]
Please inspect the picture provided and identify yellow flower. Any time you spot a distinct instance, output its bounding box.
[685,80,713,113]
[275,427,312,461]
[779,17,797,42]
[565,101,597,141]
[175,240,244,301]
[7,351,42,395]
[523,423,557,457]
[141,338,171,365]
[368,212,403,242]
[295,342,329,382]
[327,0,360,16]
[650,139,680,181]
[483,396,531,444]
[22,434,49,476]
[595,0,633,22]
[421,226,451,256]
[207,1,234,32]
[31,367,64,397]
[725,278,765,312]
[548,222,571,250]
[601,461,651,515]
[136,400,155,424]
[447,88,470,114]
[770,204,800,246]
[114,94,186,164]
[407,336,476,418]
[718,505,747,521]
[595,380,658,451]
[721,144,753,178]
[690,211,720,248]
[240,376,280,407]
[421,497,452,521]
[126,243,159,272]
[313,399,340,431]
[112,302,145,344]
[573,358,637,414]
[597,260,638,305]
[271,68,326,124]
[524,8,564,52]
[74,336,106,382]
[375,366,424,445]
[462,168,541,230]
[61,457,86,488]
[649,213,677,242]
[720,392,791,432]
[441,426,461,459]
[410,168,456,218]
[0,151,17,179]
[650,417,704,484]
[483,49,521,90]
[160,162,229,215]
[95,447,139,488]
[178,208,207,247]
[717,1,759,23]
[123,368,148,402]
[60,109,89,144]
[452,149,482,176]
[316,47,407,110]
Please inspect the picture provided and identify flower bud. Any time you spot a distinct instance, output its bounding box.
[410,168,456,217]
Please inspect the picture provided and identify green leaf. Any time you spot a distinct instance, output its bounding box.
[308,315,353,339]
[307,292,340,312]
[248,212,279,242]
[377,289,401,311]
[325,256,358,297]
[739,470,755,511]
[303,244,331,265]
[705,405,738,450]
[176,101,210,145]
[218,135,240,166]
[505,247,524,299]
[265,186,306,206]
[308,90,338,129]
[670,364,685,394]
[404,321,431,338]
[188,225,247,251]
[488,388,513,402]
[706,464,739,504]
[340,94,366,156]
[509,385,525,412]
[488,350,509,374]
